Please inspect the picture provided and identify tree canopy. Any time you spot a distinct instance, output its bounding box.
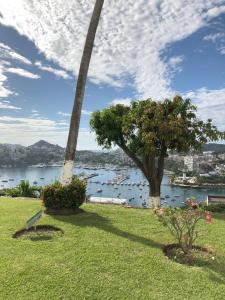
[90,96,224,207]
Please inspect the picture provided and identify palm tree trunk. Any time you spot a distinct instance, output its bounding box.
[61,0,105,185]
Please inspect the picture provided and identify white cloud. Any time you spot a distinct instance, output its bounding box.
[6,67,40,79]
[0,114,98,149]
[1,1,225,98]
[0,67,13,97]
[203,32,225,42]
[0,100,21,110]
[0,44,38,97]
[185,88,225,131]
[203,31,225,55]
[0,42,32,65]
[57,111,70,117]
[35,61,72,80]
[110,98,132,106]
[207,5,225,18]
[82,110,92,116]
[168,55,184,75]
[0,62,14,98]
[219,47,225,55]
[58,110,92,117]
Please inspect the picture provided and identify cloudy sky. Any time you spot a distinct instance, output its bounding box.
[0,0,225,149]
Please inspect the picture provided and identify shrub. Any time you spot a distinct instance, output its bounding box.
[18,180,40,197]
[42,178,86,210]
[4,181,41,198]
[155,199,212,254]
[3,187,21,197]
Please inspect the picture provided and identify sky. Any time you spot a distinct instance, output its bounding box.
[0,0,225,149]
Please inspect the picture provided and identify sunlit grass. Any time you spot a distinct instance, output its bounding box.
[0,197,225,299]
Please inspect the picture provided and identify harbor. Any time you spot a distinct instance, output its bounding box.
[1,165,225,207]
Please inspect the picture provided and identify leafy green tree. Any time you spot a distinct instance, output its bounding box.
[90,96,224,207]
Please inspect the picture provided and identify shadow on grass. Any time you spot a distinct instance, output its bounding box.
[211,212,225,221]
[53,211,162,250]
[53,210,225,284]
[29,235,53,241]
[196,255,225,285]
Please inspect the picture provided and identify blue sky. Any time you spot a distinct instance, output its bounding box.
[0,0,225,149]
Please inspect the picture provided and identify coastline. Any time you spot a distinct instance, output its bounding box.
[171,183,225,189]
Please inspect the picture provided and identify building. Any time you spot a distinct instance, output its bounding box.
[184,156,198,172]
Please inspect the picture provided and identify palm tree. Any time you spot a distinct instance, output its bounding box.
[61,0,105,185]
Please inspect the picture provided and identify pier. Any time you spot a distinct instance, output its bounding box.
[88,196,127,205]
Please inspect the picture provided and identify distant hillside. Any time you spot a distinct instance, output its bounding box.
[203,143,225,153]
[0,140,65,167]
[0,140,132,167]
[1,140,224,168]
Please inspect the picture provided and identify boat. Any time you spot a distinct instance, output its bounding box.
[2,180,8,182]
[165,195,170,198]
[33,181,38,185]
[40,177,44,180]
[9,178,14,181]
[97,189,102,193]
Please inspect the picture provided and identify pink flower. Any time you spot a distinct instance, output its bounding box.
[158,207,164,215]
[205,211,212,224]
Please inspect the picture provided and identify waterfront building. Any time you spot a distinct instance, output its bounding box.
[184,156,198,171]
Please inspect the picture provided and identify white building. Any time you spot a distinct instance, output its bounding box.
[184,156,198,171]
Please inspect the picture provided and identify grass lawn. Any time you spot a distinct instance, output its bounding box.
[1,197,225,300]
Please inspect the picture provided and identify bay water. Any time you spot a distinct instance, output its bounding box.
[0,166,225,207]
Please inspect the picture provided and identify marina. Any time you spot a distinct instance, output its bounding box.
[0,165,225,207]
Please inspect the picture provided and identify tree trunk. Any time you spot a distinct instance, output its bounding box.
[148,179,161,208]
[60,0,105,185]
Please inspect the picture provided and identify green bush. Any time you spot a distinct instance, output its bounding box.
[42,178,86,210]
[18,180,40,197]
[4,188,21,197]
[3,180,41,198]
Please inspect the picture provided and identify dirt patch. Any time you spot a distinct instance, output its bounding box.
[163,243,215,266]
[45,207,84,215]
[13,224,64,239]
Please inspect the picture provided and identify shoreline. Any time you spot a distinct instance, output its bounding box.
[171,183,225,189]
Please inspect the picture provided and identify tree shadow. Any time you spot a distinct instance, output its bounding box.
[53,211,162,250]
[52,210,225,284]
[195,254,225,285]
[211,212,225,221]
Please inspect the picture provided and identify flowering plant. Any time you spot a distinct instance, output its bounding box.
[155,199,212,254]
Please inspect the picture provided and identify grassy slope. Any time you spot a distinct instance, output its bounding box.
[0,197,225,300]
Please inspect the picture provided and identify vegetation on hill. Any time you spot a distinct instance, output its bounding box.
[0,139,225,168]
[0,140,132,167]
